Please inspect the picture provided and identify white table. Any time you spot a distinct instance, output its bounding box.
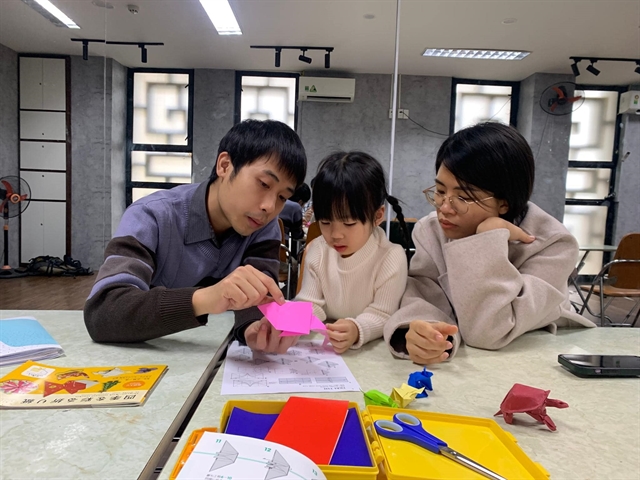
[0,310,234,480]
[161,327,640,479]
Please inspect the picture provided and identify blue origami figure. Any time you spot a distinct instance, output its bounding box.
[407,367,434,398]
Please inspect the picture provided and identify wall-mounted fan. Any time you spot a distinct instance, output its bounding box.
[539,82,585,116]
[0,176,31,276]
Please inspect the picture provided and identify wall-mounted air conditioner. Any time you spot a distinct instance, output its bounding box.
[298,77,355,103]
[618,90,640,115]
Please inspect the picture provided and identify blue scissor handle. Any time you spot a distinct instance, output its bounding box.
[393,413,447,447]
[374,420,441,453]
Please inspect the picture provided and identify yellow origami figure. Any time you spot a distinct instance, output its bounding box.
[390,383,425,408]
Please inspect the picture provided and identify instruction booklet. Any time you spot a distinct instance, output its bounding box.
[0,360,167,408]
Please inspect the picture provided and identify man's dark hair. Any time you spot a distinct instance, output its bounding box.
[210,119,307,186]
[435,122,535,225]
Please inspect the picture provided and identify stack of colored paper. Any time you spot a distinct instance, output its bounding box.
[258,301,327,337]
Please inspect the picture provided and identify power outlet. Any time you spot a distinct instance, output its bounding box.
[388,109,409,119]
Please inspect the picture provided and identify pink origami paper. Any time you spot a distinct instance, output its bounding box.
[258,301,329,345]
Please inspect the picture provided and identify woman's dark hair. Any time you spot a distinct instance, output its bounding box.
[313,151,411,256]
[290,183,311,204]
[435,122,535,225]
[210,119,307,187]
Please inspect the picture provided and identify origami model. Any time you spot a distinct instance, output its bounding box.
[495,383,569,431]
[390,383,425,408]
[407,367,433,398]
[363,389,398,408]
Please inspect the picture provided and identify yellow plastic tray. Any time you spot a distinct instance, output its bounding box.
[170,401,550,480]
[217,400,383,480]
[362,406,550,480]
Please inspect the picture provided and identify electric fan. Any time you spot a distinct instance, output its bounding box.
[539,82,585,116]
[0,175,31,276]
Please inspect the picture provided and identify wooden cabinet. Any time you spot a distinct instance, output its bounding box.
[20,141,66,171]
[19,55,70,263]
[20,111,66,140]
[19,57,66,111]
[20,201,66,263]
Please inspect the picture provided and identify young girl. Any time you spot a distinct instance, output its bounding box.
[295,151,409,354]
[384,122,595,365]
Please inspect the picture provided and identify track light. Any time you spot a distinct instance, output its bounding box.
[570,61,580,77]
[139,44,147,63]
[299,49,312,64]
[635,62,640,75]
[586,60,600,76]
[275,48,281,68]
[251,46,334,69]
[73,39,163,62]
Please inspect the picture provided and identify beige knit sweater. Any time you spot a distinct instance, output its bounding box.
[384,202,596,359]
[295,227,408,349]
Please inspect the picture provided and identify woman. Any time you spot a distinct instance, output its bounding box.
[384,122,595,365]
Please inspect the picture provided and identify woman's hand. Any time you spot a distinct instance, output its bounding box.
[326,319,359,354]
[406,320,458,365]
[476,217,535,243]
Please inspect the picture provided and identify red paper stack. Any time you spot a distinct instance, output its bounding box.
[265,396,350,464]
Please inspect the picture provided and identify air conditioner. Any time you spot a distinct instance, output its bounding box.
[298,77,355,103]
[618,90,640,115]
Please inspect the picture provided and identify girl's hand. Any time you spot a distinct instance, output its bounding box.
[326,319,359,354]
[406,320,458,365]
[476,217,535,243]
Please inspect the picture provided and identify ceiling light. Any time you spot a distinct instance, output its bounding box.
[23,0,81,28]
[571,61,580,77]
[274,48,281,68]
[586,61,600,76]
[299,49,312,64]
[199,0,242,35]
[422,48,530,60]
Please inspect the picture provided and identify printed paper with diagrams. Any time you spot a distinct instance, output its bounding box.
[176,432,326,480]
[221,339,361,395]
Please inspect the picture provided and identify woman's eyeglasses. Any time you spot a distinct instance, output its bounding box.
[423,186,493,215]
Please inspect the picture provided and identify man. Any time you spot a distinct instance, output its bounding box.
[84,120,307,353]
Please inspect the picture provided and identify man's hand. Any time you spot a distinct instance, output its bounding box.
[326,319,359,354]
[406,321,458,365]
[244,317,299,354]
[476,217,535,243]
[192,265,285,316]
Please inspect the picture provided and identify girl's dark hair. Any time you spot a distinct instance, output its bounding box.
[435,122,535,225]
[313,151,411,257]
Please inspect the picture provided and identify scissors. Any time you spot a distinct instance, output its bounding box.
[374,413,506,480]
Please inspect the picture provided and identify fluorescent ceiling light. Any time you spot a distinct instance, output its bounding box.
[423,49,530,60]
[31,0,81,28]
[199,0,242,35]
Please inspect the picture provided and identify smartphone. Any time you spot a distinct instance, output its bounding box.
[558,354,640,378]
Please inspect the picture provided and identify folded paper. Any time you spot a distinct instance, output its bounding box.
[495,383,569,431]
[407,367,434,398]
[390,383,425,408]
[363,389,398,408]
[258,301,329,345]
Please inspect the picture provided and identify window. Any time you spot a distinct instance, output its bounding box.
[126,70,194,204]
[563,88,622,275]
[451,79,519,133]
[235,72,298,129]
